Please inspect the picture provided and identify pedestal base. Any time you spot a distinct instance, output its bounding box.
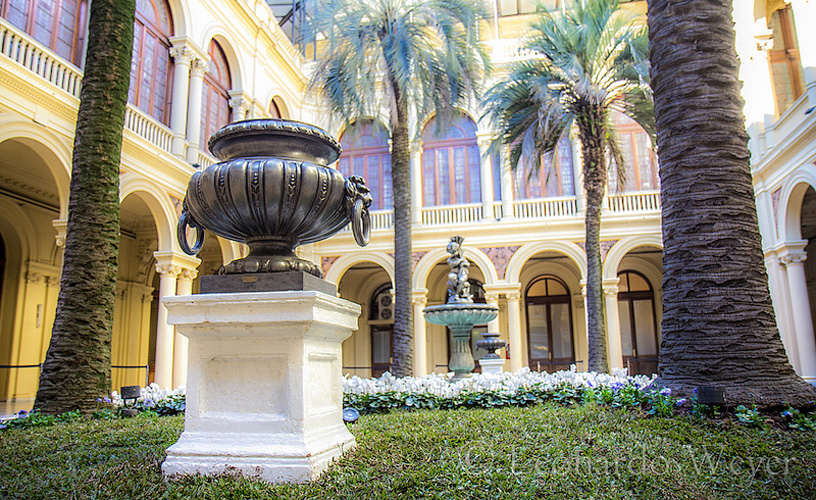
[161,291,359,483]
[479,358,505,374]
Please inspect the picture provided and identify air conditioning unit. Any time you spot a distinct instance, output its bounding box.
[378,293,393,320]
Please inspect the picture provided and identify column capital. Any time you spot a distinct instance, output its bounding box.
[153,250,201,272]
[506,290,521,301]
[156,263,183,278]
[190,58,208,78]
[411,288,428,305]
[52,218,67,247]
[169,45,196,67]
[410,139,423,152]
[780,251,808,267]
[603,285,619,296]
[476,134,493,151]
[179,268,199,282]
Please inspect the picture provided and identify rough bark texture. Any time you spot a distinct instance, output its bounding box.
[34,0,135,413]
[648,0,816,407]
[390,95,413,377]
[576,105,609,373]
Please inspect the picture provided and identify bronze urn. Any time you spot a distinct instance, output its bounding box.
[178,119,371,278]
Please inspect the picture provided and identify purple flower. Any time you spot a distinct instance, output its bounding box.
[782,410,793,418]
[144,398,155,408]
[103,397,112,404]
[659,387,672,397]
[587,381,594,388]
[676,398,687,406]
[610,382,624,392]
[17,410,28,417]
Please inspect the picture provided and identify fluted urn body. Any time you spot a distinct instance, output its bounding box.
[178,119,371,278]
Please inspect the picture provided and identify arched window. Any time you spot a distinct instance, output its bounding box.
[608,112,658,193]
[200,40,232,150]
[369,284,393,377]
[617,270,659,375]
[338,121,392,210]
[513,134,575,198]
[525,276,574,372]
[128,0,173,124]
[269,99,281,119]
[422,113,481,206]
[2,0,89,66]
[768,4,806,115]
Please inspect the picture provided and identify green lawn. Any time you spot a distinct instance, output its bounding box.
[1,405,814,499]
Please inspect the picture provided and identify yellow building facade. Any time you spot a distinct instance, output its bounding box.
[0,0,814,403]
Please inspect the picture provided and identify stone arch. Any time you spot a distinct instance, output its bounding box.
[603,235,663,281]
[413,245,498,290]
[267,94,291,119]
[119,174,177,253]
[418,107,480,135]
[166,0,191,38]
[325,251,395,287]
[0,198,34,395]
[779,169,816,241]
[505,241,587,284]
[199,28,244,90]
[0,117,72,218]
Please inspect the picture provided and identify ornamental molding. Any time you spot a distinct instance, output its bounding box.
[156,263,183,277]
[169,46,196,67]
[179,268,199,281]
[780,252,807,266]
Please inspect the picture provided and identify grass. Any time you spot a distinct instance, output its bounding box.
[1,404,814,499]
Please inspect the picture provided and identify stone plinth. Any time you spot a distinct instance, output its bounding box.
[479,358,505,374]
[161,291,358,483]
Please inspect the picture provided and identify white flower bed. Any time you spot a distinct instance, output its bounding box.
[344,366,654,398]
[109,367,654,407]
[110,383,186,407]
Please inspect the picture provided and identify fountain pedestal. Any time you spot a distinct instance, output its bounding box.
[161,291,358,483]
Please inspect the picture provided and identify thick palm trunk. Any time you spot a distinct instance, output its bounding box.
[648,0,816,406]
[390,97,413,377]
[576,106,609,373]
[34,0,135,413]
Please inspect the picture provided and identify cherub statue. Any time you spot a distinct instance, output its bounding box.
[446,236,472,303]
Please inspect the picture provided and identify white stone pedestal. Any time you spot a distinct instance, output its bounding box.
[160,291,359,483]
[479,358,505,374]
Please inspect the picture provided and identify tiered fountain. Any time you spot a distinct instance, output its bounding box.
[423,236,499,378]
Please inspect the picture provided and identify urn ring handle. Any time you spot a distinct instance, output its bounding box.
[346,176,372,247]
[178,200,205,255]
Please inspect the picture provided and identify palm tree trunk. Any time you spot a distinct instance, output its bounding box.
[34,0,135,414]
[648,0,816,406]
[390,94,414,377]
[577,105,609,373]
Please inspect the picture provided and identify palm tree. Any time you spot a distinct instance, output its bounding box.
[307,0,489,377]
[484,0,652,372]
[34,0,135,413]
[648,0,816,406]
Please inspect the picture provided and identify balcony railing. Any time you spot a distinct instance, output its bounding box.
[197,150,218,169]
[0,17,82,98]
[422,202,483,226]
[2,18,176,157]
[124,106,173,152]
[607,190,661,213]
[335,192,659,234]
[514,196,577,218]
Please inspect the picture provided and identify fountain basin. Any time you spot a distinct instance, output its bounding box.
[423,303,498,326]
[424,303,498,378]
